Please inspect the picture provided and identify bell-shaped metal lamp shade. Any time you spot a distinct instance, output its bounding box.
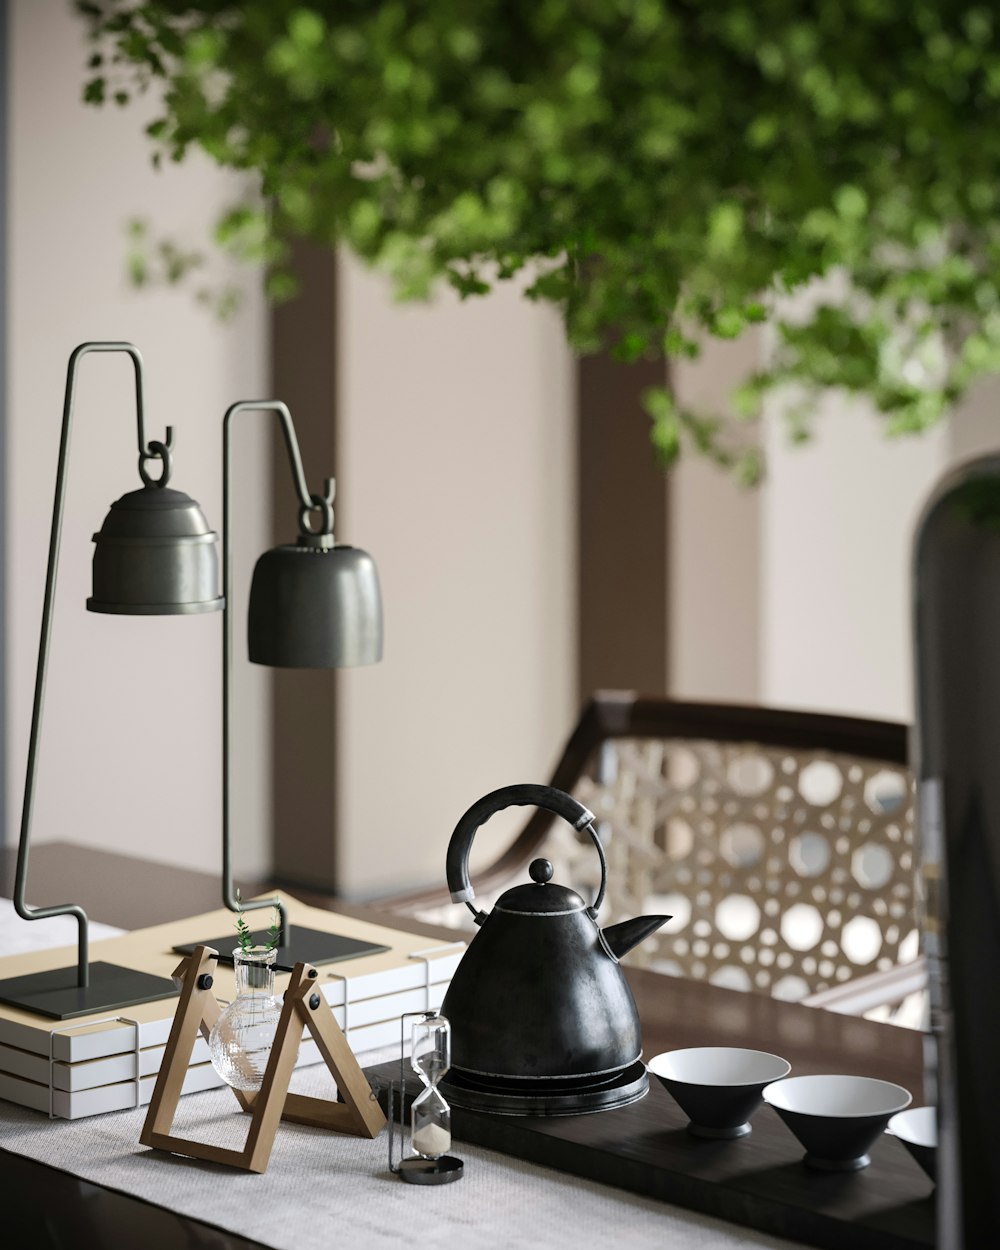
[247,539,383,668]
[87,485,223,615]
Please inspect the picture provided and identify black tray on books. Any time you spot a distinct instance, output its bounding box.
[366,1060,934,1250]
[174,927,389,972]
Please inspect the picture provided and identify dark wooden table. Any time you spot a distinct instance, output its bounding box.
[0,844,926,1250]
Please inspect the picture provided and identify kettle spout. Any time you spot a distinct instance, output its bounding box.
[601,915,671,961]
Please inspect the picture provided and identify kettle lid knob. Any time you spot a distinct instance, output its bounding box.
[529,858,554,884]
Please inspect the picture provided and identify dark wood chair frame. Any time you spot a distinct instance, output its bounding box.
[382,691,911,915]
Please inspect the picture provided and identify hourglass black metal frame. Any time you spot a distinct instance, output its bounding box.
[387,1010,464,1185]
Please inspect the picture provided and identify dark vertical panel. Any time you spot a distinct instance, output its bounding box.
[0,0,8,847]
[269,241,340,891]
[577,353,670,700]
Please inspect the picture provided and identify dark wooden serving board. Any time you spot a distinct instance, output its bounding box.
[367,1061,934,1250]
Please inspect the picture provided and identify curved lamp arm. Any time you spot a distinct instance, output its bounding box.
[14,342,173,988]
[221,400,335,939]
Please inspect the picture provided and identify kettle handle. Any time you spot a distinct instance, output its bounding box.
[446,783,606,925]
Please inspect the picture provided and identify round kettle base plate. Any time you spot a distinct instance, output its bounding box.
[441,1060,648,1117]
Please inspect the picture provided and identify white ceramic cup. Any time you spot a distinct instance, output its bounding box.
[763,1074,912,1170]
[648,1047,791,1138]
[887,1105,937,1181]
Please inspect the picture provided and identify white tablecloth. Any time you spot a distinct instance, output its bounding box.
[0,900,802,1250]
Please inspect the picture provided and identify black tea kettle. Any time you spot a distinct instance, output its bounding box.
[440,784,670,1114]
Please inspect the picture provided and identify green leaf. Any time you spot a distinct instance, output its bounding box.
[289,9,326,50]
[707,202,744,255]
[834,185,869,221]
[83,77,105,105]
[713,307,746,338]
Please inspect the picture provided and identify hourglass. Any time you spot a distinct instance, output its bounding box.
[389,1011,464,1184]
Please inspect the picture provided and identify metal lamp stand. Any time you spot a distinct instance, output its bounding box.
[0,342,221,1019]
[0,358,383,1015]
[174,401,384,971]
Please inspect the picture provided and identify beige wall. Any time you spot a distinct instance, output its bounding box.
[669,335,996,727]
[335,254,576,896]
[670,338,761,703]
[5,0,271,877]
[758,368,1000,726]
[948,374,1000,465]
[760,399,949,722]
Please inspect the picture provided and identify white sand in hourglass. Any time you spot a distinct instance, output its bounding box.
[412,1122,451,1157]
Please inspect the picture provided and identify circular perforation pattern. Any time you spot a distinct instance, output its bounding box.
[572,737,917,1002]
[403,734,918,1016]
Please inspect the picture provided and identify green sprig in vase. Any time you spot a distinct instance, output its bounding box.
[208,895,283,1092]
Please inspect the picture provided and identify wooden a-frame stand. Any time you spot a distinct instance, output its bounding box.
[140,945,385,1173]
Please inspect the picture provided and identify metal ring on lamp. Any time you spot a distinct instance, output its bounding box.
[298,493,334,537]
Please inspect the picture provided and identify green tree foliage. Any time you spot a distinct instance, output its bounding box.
[77,1,1000,479]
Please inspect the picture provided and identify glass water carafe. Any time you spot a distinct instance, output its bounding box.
[208,946,282,1092]
[410,1014,452,1159]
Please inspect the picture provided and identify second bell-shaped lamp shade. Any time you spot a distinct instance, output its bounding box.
[88,485,222,615]
[247,536,383,669]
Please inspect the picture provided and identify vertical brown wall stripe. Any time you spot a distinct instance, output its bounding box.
[577,353,670,700]
[0,0,8,846]
[269,241,341,892]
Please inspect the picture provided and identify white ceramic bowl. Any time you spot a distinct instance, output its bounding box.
[763,1074,912,1170]
[887,1105,937,1181]
[647,1048,791,1138]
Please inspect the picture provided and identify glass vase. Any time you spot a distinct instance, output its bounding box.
[208,946,282,1092]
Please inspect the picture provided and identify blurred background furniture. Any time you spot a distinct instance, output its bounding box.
[379,692,925,1025]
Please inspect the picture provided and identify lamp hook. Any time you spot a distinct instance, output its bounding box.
[138,433,174,489]
[298,487,335,538]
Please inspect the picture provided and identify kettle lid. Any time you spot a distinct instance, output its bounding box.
[494,858,589,915]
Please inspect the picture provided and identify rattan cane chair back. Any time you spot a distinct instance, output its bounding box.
[380,693,918,1007]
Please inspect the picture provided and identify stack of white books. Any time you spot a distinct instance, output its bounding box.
[0,899,464,1120]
